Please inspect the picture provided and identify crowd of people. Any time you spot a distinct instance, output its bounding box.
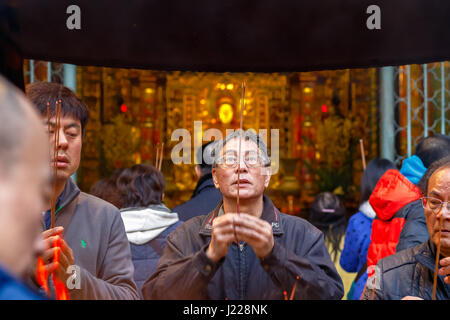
[0,76,449,300]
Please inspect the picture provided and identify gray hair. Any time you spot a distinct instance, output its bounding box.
[0,76,31,172]
[211,129,271,168]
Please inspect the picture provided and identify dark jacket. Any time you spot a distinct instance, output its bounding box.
[120,204,183,297]
[142,195,344,300]
[367,169,422,280]
[0,265,44,300]
[395,155,429,252]
[395,199,429,252]
[38,178,139,300]
[172,173,222,222]
[130,222,182,297]
[363,239,450,300]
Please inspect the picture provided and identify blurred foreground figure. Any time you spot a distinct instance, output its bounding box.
[143,130,343,300]
[26,82,138,300]
[364,157,450,300]
[0,76,50,299]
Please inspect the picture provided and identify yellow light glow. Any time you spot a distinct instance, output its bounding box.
[220,84,226,90]
[227,84,234,90]
[239,99,250,106]
[133,152,142,164]
[303,87,312,94]
[200,99,206,104]
[145,88,154,94]
[219,103,233,124]
[202,110,209,116]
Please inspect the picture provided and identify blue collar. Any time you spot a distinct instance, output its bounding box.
[44,187,66,230]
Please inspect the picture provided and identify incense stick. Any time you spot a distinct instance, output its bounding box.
[236,82,245,215]
[50,100,62,229]
[432,214,444,300]
[289,276,299,300]
[234,82,245,244]
[158,142,164,171]
[155,144,160,169]
[359,139,366,170]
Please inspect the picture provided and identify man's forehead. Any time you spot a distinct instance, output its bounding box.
[222,138,260,153]
[44,114,81,126]
[429,167,450,192]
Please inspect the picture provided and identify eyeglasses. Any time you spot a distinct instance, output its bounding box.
[421,196,450,213]
[216,154,270,169]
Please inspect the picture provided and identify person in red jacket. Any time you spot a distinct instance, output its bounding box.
[365,169,422,290]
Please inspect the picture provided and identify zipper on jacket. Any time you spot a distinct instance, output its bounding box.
[238,241,245,299]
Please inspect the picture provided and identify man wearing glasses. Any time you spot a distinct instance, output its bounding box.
[143,130,344,300]
[363,156,450,300]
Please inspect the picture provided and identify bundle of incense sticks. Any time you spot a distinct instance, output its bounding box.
[40,99,69,300]
[155,142,164,171]
[432,214,444,300]
[49,100,62,229]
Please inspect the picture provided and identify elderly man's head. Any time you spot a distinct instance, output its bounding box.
[419,156,450,256]
[0,77,51,277]
[211,130,271,201]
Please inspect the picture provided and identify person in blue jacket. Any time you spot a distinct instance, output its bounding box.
[340,158,396,300]
[0,76,50,300]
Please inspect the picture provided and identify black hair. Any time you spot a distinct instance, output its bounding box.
[26,82,90,137]
[359,158,397,205]
[117,164,166,208]
[309,192,347,263]
[197,141,215,175]
[417,155,450,195]
[414,134,450,168]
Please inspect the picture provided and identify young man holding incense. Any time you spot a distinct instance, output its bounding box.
[26,82,139,300]
[143,130,344,299]
[0,76,50,299]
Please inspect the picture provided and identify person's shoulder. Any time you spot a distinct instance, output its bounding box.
[167,214,205,238]
[79,192,119,209]
[78,192,121,220]
[164,219,184,235]
[278,211,322,237]
[400,199,425,219]
[379,242,424,273]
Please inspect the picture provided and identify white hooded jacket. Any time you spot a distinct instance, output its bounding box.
[120,204,179,245]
